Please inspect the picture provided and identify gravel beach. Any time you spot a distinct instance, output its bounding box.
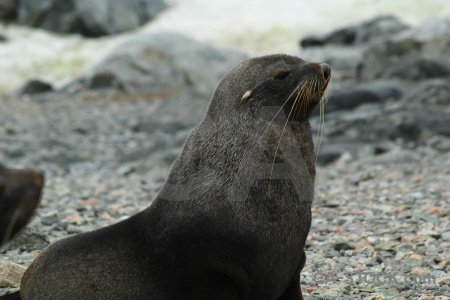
[1,91,449,299]
[1,1,450,299]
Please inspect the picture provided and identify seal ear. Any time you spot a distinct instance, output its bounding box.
[241,90,253,103]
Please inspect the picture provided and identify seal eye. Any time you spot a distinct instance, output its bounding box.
[275,70,290,80]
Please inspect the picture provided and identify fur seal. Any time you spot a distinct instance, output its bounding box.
[0,164,44,247]
[20,54,331,300]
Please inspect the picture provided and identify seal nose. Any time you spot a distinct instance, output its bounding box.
[320,63,331,81]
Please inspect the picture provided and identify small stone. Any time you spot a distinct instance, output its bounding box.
[356,247,375,258]
[375,241,400,250]
[358,287,376,293]
[441,231,450,241]
[418,229,441,239]
[398,243,414,251]
[409,254,422,260]
[41,210,59,226]
[333,242,356,251]
[4,147,25,158]
[427,207,442,214]
[0,262,26,288]
[437,276,450,287]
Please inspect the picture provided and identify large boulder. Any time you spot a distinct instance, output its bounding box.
[312,80,404,116]
[65,31,248,133]
[300,16,409,48]
[299,16,410,83]
[68,31,248,99]
[359,17,450,81]
[17,0,168,37]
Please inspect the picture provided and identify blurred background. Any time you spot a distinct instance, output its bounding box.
[1,0,450,95]
[1,0,450,298]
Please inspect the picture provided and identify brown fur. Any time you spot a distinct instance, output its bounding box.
[0,164,44,247]
[21,54,330,300]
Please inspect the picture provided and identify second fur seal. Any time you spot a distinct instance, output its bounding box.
[21,54,331,300]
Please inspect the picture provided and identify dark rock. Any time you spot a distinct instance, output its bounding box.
[0,34,7,42]
[0,289,20,299]
[359,17,450,81]
[314,80,404,114]
[402,78,450,105]
[381,55,450,80]
[301,26,357,47]
[300,15,409,47]
[68,31,247,99]
[0,0,17,21]
[3,147,25,158]
[358,121,421,142]
[354,15,410,44]
[333,242,356,251]
[15,79,53,96]
[17,0,168,37]
[316,150,342,166]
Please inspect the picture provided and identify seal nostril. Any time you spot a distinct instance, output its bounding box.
[320,63,331,81]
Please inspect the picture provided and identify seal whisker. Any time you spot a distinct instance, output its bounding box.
[240,83,302,163]
[268,88,301,188]
[314,79,331,162]
[293,78,310,119]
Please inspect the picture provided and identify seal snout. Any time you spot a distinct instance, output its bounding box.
[320,63,331,82]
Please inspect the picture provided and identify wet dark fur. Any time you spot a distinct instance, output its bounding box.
[0,164,44,247]
[20,54,330,300]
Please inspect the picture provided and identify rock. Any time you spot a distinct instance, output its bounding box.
[437,276,450,287]
[442,231,450,242]
[0,261,26,288]
[316,141,373,166]
[375,241,400,251]
[362,149,419,165]
[301,25,357,48]
[0,289,20,298]
[381,55,450,81]
[315,80,404,114]
[402,78,450,105]
[16,0,168,37]
[15,79,53,96]
[2,227,49,252]
[300,15,409,47]
[40,210,59,226]
[300,46,363,82]
[316,150,342,166]
[333,242,356,251]
[354,15,410,44]
[359,17,450,81]
[69,31,247,98]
